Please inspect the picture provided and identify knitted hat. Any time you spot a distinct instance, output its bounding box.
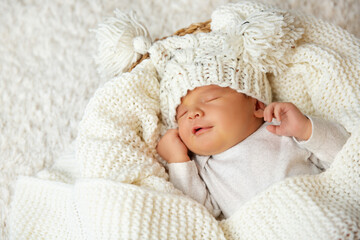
[148,9,303,128]
[93,3,304,129]
[148,32,271,129]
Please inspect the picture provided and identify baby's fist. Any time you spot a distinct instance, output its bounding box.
[264,102,312,141]
[156,129,190,163]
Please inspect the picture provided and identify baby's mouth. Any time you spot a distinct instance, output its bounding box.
[192,126,213,135]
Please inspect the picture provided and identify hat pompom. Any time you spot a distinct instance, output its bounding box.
[94,10,151,79]
[217,9,304,75]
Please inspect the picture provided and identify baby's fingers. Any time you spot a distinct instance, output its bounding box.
[266,124,286,136]
[265,102,288,122]
[272,103,284,122]
[264,103,283,122]
[263,103,275,122]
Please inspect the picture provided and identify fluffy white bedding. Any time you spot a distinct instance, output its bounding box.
[1,0,359,238]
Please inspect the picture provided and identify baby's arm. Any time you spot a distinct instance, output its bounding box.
[167,161,222,218]
[263,102,349,164]
[157,129,222,217]
[298,117,349,167]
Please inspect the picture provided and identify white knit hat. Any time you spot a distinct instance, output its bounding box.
[148,9,303,129]
[93,3,304,129]
[148,32,272,129]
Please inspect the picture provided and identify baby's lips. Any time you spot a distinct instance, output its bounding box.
[192,126,202,134]
[192,125,213,135]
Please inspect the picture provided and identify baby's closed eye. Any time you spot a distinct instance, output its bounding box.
[204,94,221,102]
[177,110,187,119]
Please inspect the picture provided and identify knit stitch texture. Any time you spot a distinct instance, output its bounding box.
[8,1,360,239]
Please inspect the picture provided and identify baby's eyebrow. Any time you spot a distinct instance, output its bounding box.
[200,89,223,99]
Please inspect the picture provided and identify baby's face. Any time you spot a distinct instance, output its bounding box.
[176,85,263,156]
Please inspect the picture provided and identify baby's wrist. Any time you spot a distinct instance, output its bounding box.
[296,117,312,141]
[167,155,191,163]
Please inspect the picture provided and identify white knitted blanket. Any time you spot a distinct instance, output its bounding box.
[8,2,360,239]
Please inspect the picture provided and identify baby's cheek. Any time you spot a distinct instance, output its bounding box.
[178,124,189,142]
[215,130,231,144]
[219,119,246,145]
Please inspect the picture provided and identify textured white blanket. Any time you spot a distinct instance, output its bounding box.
[1,0,360,239]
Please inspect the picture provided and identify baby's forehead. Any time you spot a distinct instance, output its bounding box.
[184,85,227,98]
[178,86,218,106]
[181,85,242,101]
[176,85,244,114]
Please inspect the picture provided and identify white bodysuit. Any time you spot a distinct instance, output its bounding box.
[167,117,349,218]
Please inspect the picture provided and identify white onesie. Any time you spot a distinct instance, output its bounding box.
[167,117,349,218]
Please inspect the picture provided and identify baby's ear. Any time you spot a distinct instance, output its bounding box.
[254,100,266,118]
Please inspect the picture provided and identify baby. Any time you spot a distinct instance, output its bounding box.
[146,24,350,218]
[156,85,349,219]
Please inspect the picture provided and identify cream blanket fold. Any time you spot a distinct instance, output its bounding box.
[9,1,360,239]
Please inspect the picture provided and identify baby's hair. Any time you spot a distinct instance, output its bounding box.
[128,20,211,72]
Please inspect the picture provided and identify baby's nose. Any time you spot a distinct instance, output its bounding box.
[188,109,203,119]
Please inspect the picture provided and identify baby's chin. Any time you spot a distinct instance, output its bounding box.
[189,145,231,156]
[188,138,244,156]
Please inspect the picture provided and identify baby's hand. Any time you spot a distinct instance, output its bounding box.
[263,102,312,141]
[156,129,190,163]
